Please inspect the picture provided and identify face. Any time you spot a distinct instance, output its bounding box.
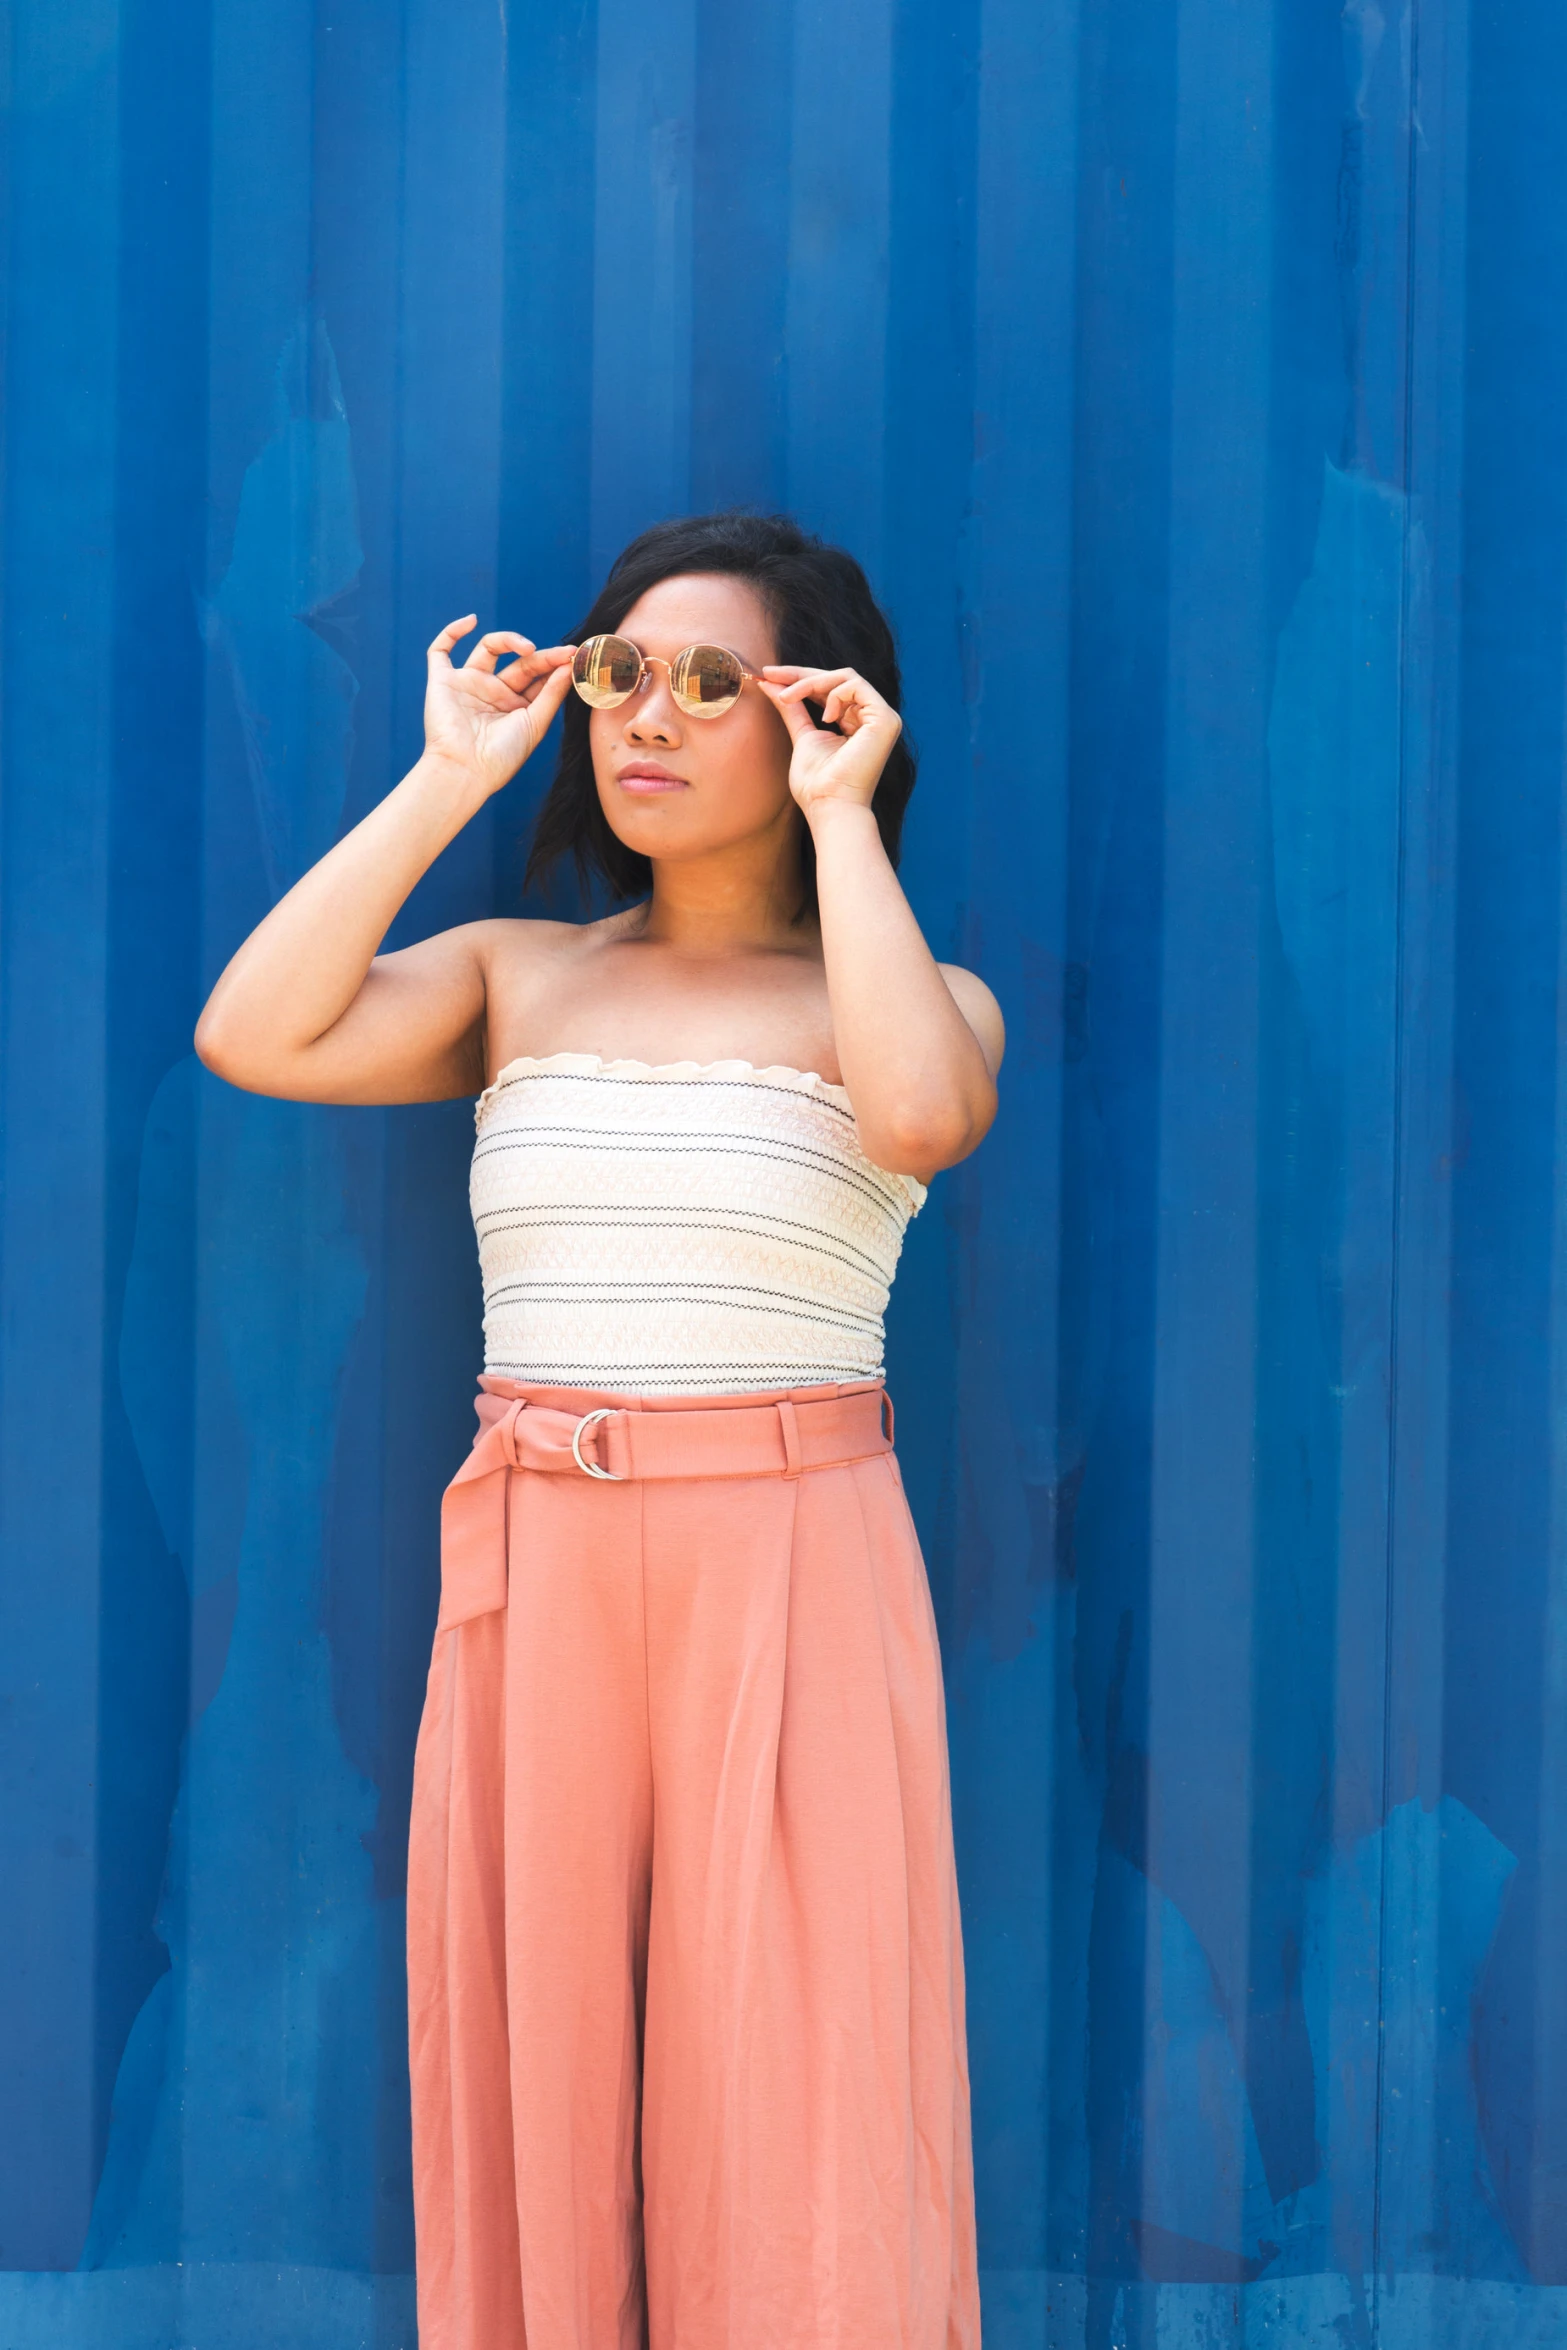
[587,573,797,869]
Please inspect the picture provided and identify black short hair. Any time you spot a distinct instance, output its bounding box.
[522,510,916,921]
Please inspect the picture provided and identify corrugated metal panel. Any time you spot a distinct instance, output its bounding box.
[2,0,1565,2340]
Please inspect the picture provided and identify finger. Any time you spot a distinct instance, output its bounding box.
[772,669,856,702]
[763,662,851,681]
[465,630,535,675]
[497,644,578,697]
[427,614,478,669]
[521,659,575,734]
[829,677,893,723]
[821,676,865,720]
[507,642,577,674]
[759,679,818,743]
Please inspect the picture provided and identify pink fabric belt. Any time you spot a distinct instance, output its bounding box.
[438,1383,897,1630]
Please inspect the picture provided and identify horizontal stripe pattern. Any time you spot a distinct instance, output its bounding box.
[471,1054,927,1393]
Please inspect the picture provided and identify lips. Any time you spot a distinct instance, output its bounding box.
[616,764,689,793]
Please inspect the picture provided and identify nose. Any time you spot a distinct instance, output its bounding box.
[623,663,682,747]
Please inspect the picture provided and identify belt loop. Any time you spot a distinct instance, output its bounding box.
[777,1398,802,1478]
[610,1410,635,1481]
[880,1387,895,1446]
[499,1398,529,1469]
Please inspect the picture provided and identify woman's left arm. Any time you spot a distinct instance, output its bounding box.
[761,664,1006,1183]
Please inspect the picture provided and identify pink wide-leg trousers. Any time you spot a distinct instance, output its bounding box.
[407,1375,980,2350]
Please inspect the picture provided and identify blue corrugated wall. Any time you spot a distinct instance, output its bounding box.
[3,0,1566,2342]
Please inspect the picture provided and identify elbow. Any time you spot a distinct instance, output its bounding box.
[193,1003,254,1088]
[193,1006,227,1076]
[861,1096,992,1181]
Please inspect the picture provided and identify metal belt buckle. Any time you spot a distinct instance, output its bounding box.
[571,1407,624,1480]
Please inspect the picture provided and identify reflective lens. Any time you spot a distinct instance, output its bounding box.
[571,636,748,718]
[572,635,643,707]
[670,643,746,717]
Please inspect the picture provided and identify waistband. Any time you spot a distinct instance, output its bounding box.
[437,1381,897,1630]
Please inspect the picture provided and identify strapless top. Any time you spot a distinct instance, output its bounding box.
[469,1053,928,1394]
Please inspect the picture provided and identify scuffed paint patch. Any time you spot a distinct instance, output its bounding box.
[88,1070,378,2274]
[975,2268,1567,2350]
[82,328,383,2274]
[1299,1794,1523,2284]
[1136,1863,1281,2273]
[203,314,364,901]
[0,2265,414,2350]
[1051,1796,1521,2315]
[980,2263,1086,2348]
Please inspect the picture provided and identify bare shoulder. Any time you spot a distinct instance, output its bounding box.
[370,912,580,979]
[464,912,587,977]
[937,962,1006,1076]
[472,905,650,978]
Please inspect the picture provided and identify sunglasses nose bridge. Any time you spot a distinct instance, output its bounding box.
[622,654,682,732]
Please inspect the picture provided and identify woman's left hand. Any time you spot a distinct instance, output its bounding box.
[759,666,902,816]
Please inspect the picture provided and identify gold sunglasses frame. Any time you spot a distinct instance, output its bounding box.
[571,634,763,720]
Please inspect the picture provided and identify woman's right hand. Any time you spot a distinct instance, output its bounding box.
[423,617,578,796]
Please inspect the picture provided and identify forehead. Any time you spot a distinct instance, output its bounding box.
[615,572,777,662]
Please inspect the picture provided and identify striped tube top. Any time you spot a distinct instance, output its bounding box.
[469,1053,929,1394]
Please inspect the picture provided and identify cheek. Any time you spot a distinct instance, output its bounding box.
[695,723,790,817]
[588,711,618,778]
[724,701,793,791]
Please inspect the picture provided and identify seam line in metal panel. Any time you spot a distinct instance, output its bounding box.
[1372,0,1426,2325]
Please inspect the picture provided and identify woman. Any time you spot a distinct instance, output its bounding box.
[196,510,1003,2349]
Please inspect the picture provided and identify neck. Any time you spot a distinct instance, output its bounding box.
[636,826,813,955]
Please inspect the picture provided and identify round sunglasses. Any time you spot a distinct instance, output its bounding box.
[571,633,761,720]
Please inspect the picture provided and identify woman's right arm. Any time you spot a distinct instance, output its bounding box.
[194,617,576,1105]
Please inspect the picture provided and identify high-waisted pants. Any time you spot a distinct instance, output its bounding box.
[406,1374,981,2350]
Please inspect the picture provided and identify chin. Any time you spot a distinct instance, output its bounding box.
[597,785,790,866]
[608,803,698,840]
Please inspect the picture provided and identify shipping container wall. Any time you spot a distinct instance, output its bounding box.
[3,0,1566,2342]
